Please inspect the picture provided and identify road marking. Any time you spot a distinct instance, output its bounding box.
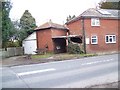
[17,68,56,76]
[81,59,113,66]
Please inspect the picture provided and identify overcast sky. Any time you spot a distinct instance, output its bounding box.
[9,0,102,26]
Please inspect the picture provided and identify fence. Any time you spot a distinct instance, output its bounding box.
[1,47,24,59]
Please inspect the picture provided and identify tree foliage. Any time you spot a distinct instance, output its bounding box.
[66,15,76,22]
[2,0,16,48]
[18,10,37,43]
[20,10,36,34]
[99,0,120,10]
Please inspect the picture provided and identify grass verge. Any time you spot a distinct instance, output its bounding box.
[32,53,98,60]
[32,53,53,59]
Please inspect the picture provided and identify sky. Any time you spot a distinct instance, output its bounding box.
[9,0,102,26]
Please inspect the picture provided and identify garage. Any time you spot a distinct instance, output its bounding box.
[22,32,37,54]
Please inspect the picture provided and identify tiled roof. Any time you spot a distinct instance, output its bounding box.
[81,8,119,18]
[35,20,69,30]
[66,8,119,24]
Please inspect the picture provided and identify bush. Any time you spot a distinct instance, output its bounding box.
[7,41,20,47]
[67,41,83,54]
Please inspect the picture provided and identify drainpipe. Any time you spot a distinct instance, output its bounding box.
[81,17,86,54]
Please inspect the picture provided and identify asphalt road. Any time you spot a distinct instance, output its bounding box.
[1,54,119,88]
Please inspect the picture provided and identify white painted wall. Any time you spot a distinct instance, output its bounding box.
[22,32,37,55]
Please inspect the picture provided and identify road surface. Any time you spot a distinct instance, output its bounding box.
[1,54,119,88]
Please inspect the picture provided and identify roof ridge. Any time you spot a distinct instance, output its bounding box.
[35,21,68,30]
[48,19,52,27]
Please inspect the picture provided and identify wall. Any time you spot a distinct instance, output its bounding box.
[51,29,67,37]
[84,18,118,53]
[22,32,37,54]
[67,18,119,53]
[1,47,24,59]
[67,20,82,35]
[36,28,68,52]
[36,29,54,52]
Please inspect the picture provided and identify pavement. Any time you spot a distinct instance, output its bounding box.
[0,53,120,88]
[1,54,95,67]
[1,53,118,67]
[1,55,57,67]
[88,81,120,88]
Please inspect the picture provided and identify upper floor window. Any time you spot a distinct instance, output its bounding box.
[91,35,98,44]
[91,18,100,26]
[105,35,116,44]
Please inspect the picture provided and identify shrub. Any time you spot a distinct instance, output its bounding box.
[7,41,20,47]
[67,40,83,54]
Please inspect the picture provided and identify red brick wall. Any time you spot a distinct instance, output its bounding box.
[36,28,67,52]
[85,19,118,53]
[51,29,67,37]
[36,29,54,51]
[67,18,119,53]
[67,20,82,35]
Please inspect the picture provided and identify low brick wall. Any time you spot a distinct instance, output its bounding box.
[1,47,24,59]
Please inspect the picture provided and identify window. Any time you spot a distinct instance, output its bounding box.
[91,18,100,26]
[105,35,116,43]
[91,35,98,44]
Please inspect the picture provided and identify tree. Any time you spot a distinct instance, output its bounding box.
[2,0,16,48]
[20,10,36,34]
[18,10,37,44]
[99,0,120,10]
[66,15,76,22]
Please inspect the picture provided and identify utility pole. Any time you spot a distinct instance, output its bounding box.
[81,17,86,54]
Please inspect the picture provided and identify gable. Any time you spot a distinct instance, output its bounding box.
[24,32,36,41]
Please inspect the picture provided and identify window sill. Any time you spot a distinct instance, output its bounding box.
[106,42,116,44]
[91,25,100,27]
[91,43,98,45]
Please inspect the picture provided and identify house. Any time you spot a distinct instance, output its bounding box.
[66,8,120,54]
[35,20,69,53]
[22,32,37,54]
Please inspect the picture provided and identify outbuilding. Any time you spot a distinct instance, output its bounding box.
[22,32,37,54]
[35,20,69,53]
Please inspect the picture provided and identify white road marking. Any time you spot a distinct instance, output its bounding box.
[81,59,113,66]
[17,68,56,76]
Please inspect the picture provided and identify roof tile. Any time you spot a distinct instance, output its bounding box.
[66,8,119,24]
[35,20,68,30]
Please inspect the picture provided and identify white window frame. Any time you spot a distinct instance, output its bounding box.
[91,35,98,44]
[105,35,116,44]
[91,18,100,26]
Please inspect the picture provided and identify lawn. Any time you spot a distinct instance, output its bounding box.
[31,53,97,60]
[32,53,53,59]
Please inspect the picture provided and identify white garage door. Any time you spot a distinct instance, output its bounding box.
[23,40,37,54]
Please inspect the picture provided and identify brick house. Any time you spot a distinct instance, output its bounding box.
[66,8,120,54]
[35,21,69,53]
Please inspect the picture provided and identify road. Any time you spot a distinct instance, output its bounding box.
[1,54,119,88]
